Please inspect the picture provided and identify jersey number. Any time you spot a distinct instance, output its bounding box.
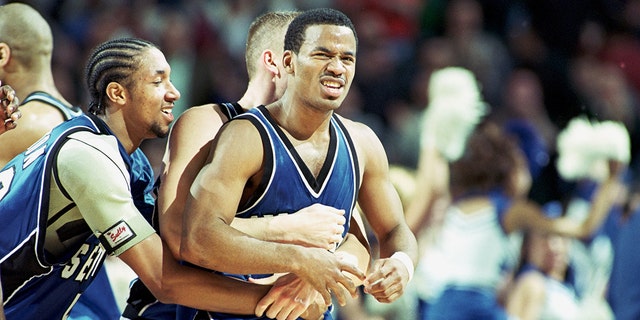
[0,133,49,201]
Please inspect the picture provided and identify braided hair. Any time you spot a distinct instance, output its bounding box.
[85,38,157,115]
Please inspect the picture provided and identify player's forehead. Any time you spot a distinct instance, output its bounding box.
[135,47,171,77]
[301,24,356,54]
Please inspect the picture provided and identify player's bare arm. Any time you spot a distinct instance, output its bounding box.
[157,103,227,257]
[344,118,419,303]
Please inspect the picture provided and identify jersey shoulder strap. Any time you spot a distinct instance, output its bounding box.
[219,102,245,121]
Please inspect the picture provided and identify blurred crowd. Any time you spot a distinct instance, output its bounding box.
[10,0,640,196]
[7,0,640,319]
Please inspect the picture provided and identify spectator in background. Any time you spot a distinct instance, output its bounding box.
[139,6,199,178]
[382,37,457,169]
[491,68,560,205]
[506,201,614,320]
[441,0,511,107]
[570,60,640,176]
[608,181,640,320]
[333,0,424,127]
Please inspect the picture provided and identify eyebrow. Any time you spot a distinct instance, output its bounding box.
[315,46,355,57]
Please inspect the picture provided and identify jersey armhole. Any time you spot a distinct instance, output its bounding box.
[233,115,273,212]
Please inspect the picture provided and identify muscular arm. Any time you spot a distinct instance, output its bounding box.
[352,121,418,263]
[157,105,226,258]
[232,204,347,250]
[346,119,418,302]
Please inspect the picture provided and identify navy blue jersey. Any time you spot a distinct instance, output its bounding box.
[0,113,156,319]
[219,102,245,121]
[15,91,125,320]
[186,105,360,320]
[235,106,359,222]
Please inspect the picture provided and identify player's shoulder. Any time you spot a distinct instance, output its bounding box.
[62,131,121,159]
[20,99,67,123]
[174,103,228,128]
[333,113,378,139]
[56,131,125,176]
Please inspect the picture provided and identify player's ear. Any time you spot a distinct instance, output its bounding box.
[105,82,127,107]
[0,43,10,68]
[282,50,294,74]
[262,49,279,76]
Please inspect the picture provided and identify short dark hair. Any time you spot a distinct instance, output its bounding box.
[85,38,157,115]
[284,8,357,54]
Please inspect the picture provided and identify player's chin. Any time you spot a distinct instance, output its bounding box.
[150,123,170,139]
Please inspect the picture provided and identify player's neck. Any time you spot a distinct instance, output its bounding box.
[268,101,331,140]
[238,79,277,110]
[10,70,67,104]
[99,111,140,154]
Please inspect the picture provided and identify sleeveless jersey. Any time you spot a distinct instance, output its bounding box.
[21,91,83,120]
[236,105,359,228]
[123,102,245,320]
[19,92,125,320]
[190,105,360,320]
[0,113,155,319]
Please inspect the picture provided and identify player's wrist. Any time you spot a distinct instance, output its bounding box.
[267,214,288,243]
[390,251,414,282]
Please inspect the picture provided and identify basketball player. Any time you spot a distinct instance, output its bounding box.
[182,8,418,319]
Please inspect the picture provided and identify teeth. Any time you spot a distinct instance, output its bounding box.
[322,81,341,88]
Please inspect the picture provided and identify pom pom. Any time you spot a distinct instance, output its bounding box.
[421,67,487,161]
[596,121,630,163]
[556,117,630,181]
